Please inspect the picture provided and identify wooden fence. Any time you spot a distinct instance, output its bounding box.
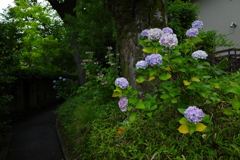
[214,48,240,72]
[7,77,61,115]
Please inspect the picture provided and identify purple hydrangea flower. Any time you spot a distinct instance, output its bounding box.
[186,28,199,37]
[141,29,149,37]
[184,106,205,124]
[192,50,208,60]
[192,20,203,29]
[148,28,164,41]
[162,27,173,34]
[118,97,128,112]
[115,77,129,89]
[145,54,162,66]
[159,33,178,49]
[136,60,148,69]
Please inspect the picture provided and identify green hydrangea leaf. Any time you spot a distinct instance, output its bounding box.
[179,117,188,125]
[129,113,137,122]
[136,75,146,83]
[178,108,186,114]
[159,72,172,80]
[147,112,153,117]
[231,99,240,110]
[136,100,145,109]
[222,108,234,115]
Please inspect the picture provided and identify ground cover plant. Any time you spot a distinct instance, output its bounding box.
[57,20,240,160]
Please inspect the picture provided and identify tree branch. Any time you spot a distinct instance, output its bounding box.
[47,0,76,21]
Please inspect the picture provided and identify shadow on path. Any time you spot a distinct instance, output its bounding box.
[7,106,64,160]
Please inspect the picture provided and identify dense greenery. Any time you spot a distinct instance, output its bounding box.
[57,71,240,159]
[1,0,240,159]
[167,0,199,43]
[55,1,240,160]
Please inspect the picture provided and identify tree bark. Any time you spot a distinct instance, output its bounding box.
[108,0,167,92]
[47,0,86,85]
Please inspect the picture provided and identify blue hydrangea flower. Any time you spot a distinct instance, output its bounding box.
[59,76,62,80]
[192,50,208,60]
[148,28,164,41]
[159,33,178,49]
[62,78,66,81]
[136,60,148,69]
[186,28,199,37]
[184,106,204,124]
[115,77,129,89]
[192,20,203,29]
[53,85,56,89]
[145,54,162,66]
[118,97,128,112]
[162,27,173,34]
[141,29,149,37]
[53,80,56,83]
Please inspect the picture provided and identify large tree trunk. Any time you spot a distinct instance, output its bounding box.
[71,35,87,85]
[47,0,86,85]
[108,0,167,92]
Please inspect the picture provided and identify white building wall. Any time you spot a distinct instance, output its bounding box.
[192,0,240,51]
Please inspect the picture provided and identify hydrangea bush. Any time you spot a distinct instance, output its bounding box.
[112,21,227,135]
[78,47,120,97]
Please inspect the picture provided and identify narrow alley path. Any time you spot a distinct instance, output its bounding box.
[7,105,64,160]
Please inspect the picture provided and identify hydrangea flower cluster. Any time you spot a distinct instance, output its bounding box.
[118,97,128,112]
[107,46,113,50]
[184,106,205,124]
[159,33,178,49]
[115,77,129,89]
[85,51,93,54]
[186,28,199,37]
[145,54,162,66]
[192,50,208,60]
[148,28,164,41]
[192,20,203,29]
[141,29,149,37]
[83,59,92,62]
[162,27,173,34]
[136,60,148,69]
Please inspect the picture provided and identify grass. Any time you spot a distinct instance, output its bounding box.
[56,72,240,160]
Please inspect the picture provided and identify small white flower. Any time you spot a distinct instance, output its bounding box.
[192,50,208,60]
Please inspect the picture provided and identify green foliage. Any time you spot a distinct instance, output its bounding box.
[196,30,235,55]
[67,0,116,61]
[53,76,80,100]
[57,22,240,158]
[56,88,120,159]
[167,0,199,42]
[0,20,21,135]
[3,0,76,73]
[58,91,240,159]
[77,47,120,100]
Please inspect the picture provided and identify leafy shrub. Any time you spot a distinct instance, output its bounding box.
[167,0,199,43]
